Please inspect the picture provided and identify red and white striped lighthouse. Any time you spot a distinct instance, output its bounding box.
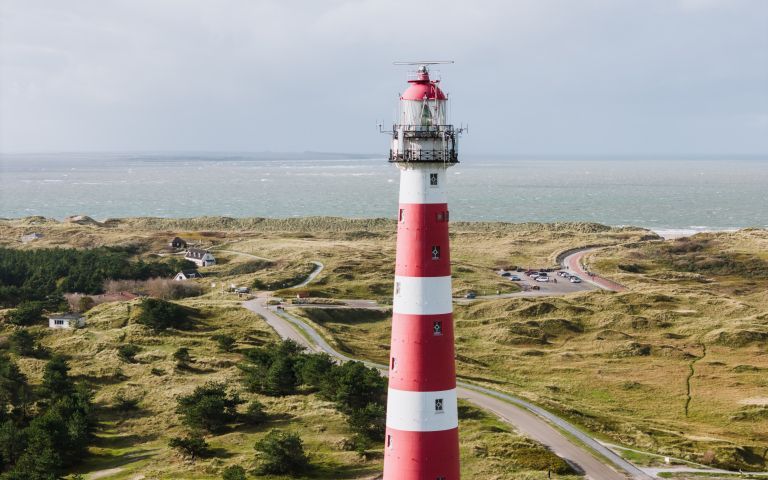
[383,63,461,480]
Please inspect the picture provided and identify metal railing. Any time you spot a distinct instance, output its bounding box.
[389,148,459,163]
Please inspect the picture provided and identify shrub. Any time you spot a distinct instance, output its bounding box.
[212,334,236,352]
[254,429,309,475]
[77,296,95,312]
[244,400,267,425]
[169,433,209,460]
[117,344,142,363]
[173,347,193,366]
[176,382,243,433]
[136,298,192,331]
[347,403,386,440]
[8,330,36,357]
[6,302,44,326]
[222,465,247,480]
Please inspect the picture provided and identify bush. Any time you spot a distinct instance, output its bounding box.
[77,296,95,312]
[6,302,44,326]
[169,433,209,460]
[8,330,36,357]
[244,400,267,425]
[136,298,192,331]
[347,403,386,440]
[222,465,247,480]
[176,382,243,433]
[117,344,141,363]
[254,429,309,475]
[212,334,236,352]
[173,347,193,366]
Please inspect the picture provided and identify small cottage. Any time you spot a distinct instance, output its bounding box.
[21,233,43,243]
[184,248,216,267]
[48,313,85,329]
[169,236,187,249]
[174,270,203,281]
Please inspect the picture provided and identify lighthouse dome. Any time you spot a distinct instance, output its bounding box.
[400,67,447,101]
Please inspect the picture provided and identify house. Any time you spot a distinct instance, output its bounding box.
[184,248,216,267]
[20,233,43,243]
[48,313,85,329]
[168,236,187,249]
[174,270,203,281]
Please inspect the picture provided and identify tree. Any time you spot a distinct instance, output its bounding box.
[136,298,191,331]
[0,354,29,416]
[297,352,335,388]
[8,330,36,357]
[117,344,141,363]
[244,400,267,425]
[169,433,209,460]
[221,465,247,480]
[173,347,192,367]
[77,296,95,312]
[176,382,243,433]
[40,355,74,401]
[327,361,386,412]
[254,429,309,475]
[263,356,298,396]
[347,403,386,441]
[6,302,43,326]
[212,334,236,352]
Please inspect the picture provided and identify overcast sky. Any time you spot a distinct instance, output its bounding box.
[1,0,767,155]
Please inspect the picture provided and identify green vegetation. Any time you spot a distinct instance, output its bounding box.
[0,354,95,479]
[176,382,243,433]
[169,433,210,460]
[0,246,192,307]
[117,343,142,363]
[136,298,194,331]
[254,429,310,475]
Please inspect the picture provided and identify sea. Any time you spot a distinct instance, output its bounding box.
[1,153,766,237]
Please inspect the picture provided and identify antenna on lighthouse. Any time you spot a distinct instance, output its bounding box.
[392,60,454,65]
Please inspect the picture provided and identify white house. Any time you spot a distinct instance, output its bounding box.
[174,270,203,281]
[21,233,43,243]
[184,248,216,267]
[48,313,85,329]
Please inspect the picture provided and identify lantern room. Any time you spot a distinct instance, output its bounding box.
[399,65,447,127]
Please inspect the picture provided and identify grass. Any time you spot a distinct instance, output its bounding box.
[3,216,767,474]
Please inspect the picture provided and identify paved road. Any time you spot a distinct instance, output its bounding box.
[562,249,627,292]
[243,295,642,480]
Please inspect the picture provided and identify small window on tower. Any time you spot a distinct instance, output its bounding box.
[436,212,444,222]
[391,357,396,370]
[433,321,443,336]
[435,398,444,413]
[395,281,401,295]
[429,173,439,187]
[387,435,392,448]
[431,245,440,260]
[399,208,405,222]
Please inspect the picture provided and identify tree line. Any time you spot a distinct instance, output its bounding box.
[0,246,194,308]
[0,353,94,480]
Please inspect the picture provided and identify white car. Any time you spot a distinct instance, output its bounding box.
[535,276,549,282]
[569,276,582,283]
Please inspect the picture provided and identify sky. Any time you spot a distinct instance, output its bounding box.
[1,0,767,155]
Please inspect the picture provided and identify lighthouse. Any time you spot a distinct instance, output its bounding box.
[383,63,461,480]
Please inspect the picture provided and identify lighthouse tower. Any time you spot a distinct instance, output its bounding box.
[384,64,461,480]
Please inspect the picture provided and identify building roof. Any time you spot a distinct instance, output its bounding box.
[185,248,212,259]
[178,270,203,278]
[47,313,85,320]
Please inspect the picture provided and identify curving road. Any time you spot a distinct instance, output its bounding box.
[561,249,627,292]
[243,295,645,479]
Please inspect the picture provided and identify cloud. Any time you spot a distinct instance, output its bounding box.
[0,0,766,154]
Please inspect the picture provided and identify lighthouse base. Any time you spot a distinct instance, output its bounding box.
[383,427,460,479]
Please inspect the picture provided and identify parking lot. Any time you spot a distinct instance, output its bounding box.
[506,269,595,296]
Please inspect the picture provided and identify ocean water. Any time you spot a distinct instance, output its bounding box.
[1,153,766,232]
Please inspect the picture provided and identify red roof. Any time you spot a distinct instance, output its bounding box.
[401,71,446,101]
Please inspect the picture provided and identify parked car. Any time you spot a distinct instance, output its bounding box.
[465,292,477,299]
[569,276,582,283]
[525,270,537,277]
[509,275,522,281]
[537,271,548,277]
[535,276,549,282]
[501,271,512,277]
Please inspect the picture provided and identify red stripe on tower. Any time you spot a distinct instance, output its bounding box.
[384,63,463,480]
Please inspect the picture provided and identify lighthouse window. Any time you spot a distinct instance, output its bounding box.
[399,208,405,222]
[391,357,396,370]
[433,321,443,336]
[435,398,444,413]
[387,435,392,448]
[429,173,438,186]
[431,245,440,260]
[395,281,401,295]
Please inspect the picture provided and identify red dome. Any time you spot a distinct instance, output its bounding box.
[400,71,446,101]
